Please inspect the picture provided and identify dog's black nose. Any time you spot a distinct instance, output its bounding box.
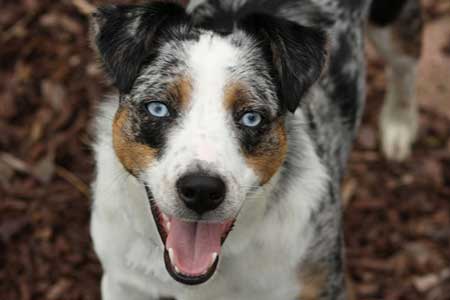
[176,174,226,214]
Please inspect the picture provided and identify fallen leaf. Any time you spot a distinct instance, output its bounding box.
[0,153,30,174]
[0,217,29,242]
[41,80,66,112]
[46,278,72,300]
[413,270,448,292]
[31,152,55,184]
[358,126,377,150]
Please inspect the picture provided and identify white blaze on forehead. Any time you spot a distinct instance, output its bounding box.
[187,33,239,101]
[181,33,241,163]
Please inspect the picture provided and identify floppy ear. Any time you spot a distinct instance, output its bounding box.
[90,2,188,94]
[238,14,328,112]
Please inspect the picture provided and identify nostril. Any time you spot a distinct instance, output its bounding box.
[181,187,196,200]
[209,192,222,201]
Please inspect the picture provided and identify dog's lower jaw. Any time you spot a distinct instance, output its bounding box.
[164,250,220,285]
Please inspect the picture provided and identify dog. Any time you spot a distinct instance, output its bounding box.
[90,0,423,299]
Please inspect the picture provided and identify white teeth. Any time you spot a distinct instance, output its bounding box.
[174,265,180,273]
[168,248,175,263]
[160,213,171,232]
[202,252,218,274]
[161,213,169,223]
[168,248,180,273]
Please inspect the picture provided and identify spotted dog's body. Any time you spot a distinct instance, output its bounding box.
[90,1,423,299]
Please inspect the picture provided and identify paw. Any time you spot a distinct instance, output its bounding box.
[379,104,418,161]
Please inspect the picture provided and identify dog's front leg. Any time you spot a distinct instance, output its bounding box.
[101,274,158,300]
[368,0,424,161]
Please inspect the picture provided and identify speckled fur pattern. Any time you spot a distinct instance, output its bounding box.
[90,1,421,299]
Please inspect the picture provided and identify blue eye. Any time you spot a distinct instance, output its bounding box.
[240,112,263,128]
[146,102,170,118]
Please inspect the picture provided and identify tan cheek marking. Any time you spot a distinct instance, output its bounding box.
[298,265,328,300]
[112,108,157,176]
[246,121,288,185]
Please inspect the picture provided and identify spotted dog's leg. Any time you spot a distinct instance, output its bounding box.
[368,0,424,161]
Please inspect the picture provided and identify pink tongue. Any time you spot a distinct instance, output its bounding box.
[166,218,224,276]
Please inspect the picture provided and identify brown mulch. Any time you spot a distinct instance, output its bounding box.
[0,1,449,300]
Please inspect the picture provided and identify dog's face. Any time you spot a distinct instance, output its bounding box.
[92,2,327,285]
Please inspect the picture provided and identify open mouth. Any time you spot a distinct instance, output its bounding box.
[148,196,235,285]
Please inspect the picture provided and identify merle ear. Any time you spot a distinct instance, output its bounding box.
[238,14,328,112]
[90,2,189,94]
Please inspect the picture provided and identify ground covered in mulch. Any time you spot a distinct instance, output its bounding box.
[1,1,449,300]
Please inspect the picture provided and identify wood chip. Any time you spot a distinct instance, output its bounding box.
[72,0,96,15]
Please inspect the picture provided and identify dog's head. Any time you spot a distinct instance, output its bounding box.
[91,1,327,285]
